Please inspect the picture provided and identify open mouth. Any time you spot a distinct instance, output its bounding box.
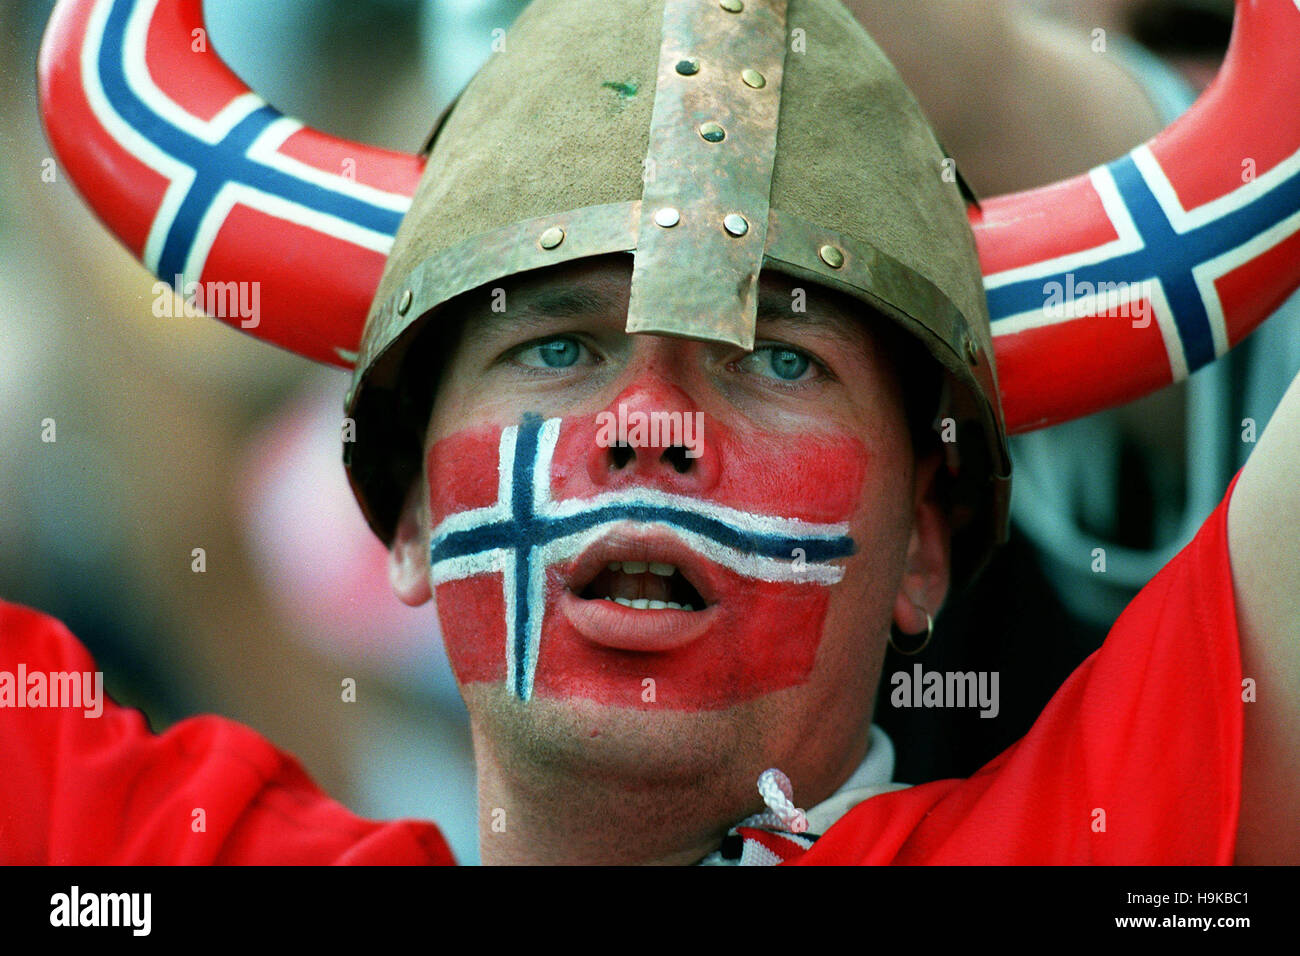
[559,530,727,651]
[578,561,708,611]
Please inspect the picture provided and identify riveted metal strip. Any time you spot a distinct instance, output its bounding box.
[625,0,789,350]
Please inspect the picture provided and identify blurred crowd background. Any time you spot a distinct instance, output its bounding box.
[2,0,1295,866]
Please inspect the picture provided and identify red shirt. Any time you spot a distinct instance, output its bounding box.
[0,606,454,864]
[0,473,1243,864]
[799,470,1244,865]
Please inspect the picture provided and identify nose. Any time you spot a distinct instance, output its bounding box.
[585,379,721,494]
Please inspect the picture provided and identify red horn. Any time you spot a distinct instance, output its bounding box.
[978,0,1300,433]
[38,0,422,367]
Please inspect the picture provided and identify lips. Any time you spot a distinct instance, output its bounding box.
[558,526,723,652]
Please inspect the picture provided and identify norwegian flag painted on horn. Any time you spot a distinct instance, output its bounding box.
[424,413,862,710]
[37,0,422,367]
[974,0,1300,433]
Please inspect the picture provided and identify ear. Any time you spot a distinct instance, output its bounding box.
[892,448,951,635]
[389,479,433,607]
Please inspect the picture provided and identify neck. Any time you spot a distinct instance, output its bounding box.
[474,752,736,866]
[470,718,875,866]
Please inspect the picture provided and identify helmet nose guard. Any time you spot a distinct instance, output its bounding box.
[346,0,1011,591]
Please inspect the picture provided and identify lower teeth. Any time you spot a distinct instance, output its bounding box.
[606,597,693,611]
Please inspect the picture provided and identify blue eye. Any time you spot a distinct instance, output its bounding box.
[738,344,816,381]
[516,336,591,369]
[766,347,810,380]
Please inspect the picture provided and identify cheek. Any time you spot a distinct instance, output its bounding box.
[421,414,890,709]
[425,422,504,517]
[709,426,869,524]
[545,413,872,522]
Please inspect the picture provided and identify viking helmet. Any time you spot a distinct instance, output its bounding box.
[346,0,1011,588]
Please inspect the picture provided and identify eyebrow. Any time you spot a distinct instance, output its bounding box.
[757,289,797,321]
[461,285,617,341]
[754,287,867,348]
[756,287,857,322]
[517,286,613,318]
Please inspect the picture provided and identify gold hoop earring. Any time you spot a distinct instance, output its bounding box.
[889,611,933,656]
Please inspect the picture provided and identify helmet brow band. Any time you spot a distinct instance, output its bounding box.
[355,202,991,428]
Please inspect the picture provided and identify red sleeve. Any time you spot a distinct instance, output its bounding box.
[0,601,456,865]
[800,470,1246,865]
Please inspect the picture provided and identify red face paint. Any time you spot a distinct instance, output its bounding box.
[425,406,867,710]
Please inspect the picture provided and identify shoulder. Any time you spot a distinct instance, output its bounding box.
[804,478,1245,865]
[0,599,455,865]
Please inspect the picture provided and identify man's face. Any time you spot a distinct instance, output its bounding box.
[389,255,949,809]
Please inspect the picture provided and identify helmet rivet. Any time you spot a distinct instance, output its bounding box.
[538,226,565,249]
[654,207,681,228]
[964,334,980,364]
[720,0,744,12]
[698,121,726,143]
[723,213,749,237]
[676,58,700,76]
[819,244,845,269]
[397,289,413,315]
[741,69,766,89]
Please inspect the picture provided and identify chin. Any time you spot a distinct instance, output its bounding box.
[461,682,780,785]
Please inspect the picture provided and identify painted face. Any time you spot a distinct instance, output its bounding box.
[424,406,867,710]
[415,257,932,725]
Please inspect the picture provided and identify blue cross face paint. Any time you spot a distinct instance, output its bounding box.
[424,411,865,710]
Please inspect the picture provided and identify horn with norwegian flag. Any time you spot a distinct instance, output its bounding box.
[977,0,1300,431]
[38,0,1300,431]
[37,0,422,367]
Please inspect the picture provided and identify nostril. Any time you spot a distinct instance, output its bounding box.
[610,442,635,469]
[660,445,693,475]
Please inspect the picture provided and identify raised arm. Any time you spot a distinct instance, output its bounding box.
[1228,367,1300,863]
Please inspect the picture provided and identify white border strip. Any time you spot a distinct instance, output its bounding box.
[1192,204,1300,359]
[1132,143,1300,234]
